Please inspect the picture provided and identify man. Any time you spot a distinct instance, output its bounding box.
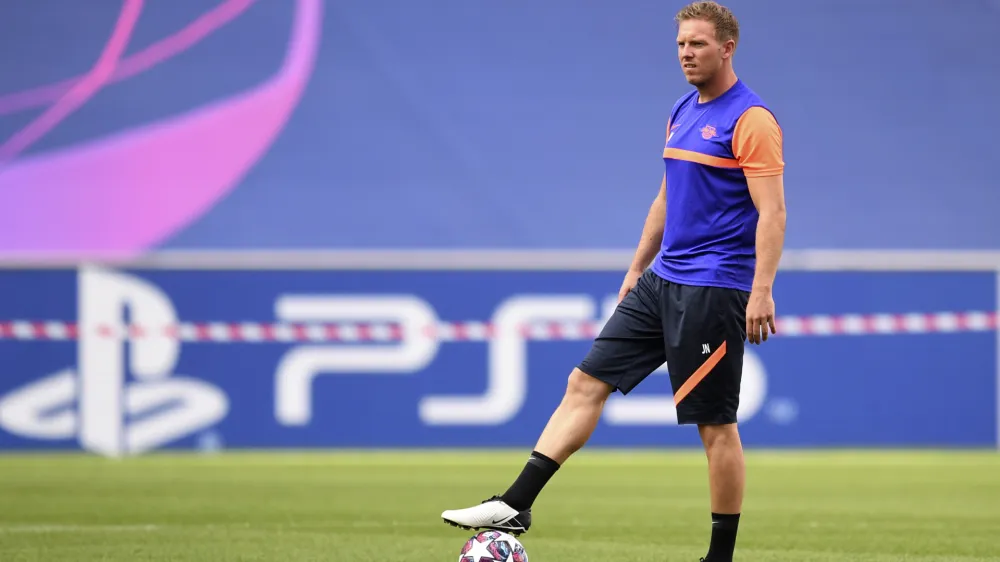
[441,2,786,561]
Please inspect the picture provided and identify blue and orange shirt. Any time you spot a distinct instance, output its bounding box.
[651,79,784,292]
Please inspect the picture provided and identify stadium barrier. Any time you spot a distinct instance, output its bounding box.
[0,250,996,457]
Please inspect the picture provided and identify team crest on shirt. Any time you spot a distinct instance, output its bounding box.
[700,125,717,139]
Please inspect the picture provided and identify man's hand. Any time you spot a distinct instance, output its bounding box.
[618,270,643,303]
[746,287,776,344]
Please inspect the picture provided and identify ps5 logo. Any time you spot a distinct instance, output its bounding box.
[273,293,768,428]
[0,267,228,457]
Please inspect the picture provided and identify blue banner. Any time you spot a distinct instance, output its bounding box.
[1,0,997,255]
[0,266,995,456]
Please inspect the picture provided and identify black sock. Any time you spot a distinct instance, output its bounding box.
[499,450,560,511]
[705,512,740,562]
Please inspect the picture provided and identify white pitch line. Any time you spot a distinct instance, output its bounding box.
[0,524,160,533]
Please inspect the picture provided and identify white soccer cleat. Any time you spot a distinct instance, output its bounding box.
[441,495,532,536]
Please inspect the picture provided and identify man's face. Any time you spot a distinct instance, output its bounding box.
[676,19,730,86]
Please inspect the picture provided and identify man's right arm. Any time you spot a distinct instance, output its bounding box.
[627,173,667,274]
[618,174,666,302]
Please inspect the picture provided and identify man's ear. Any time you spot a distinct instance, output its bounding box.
[722,39,736,59]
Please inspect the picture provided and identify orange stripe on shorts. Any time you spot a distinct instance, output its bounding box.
[673,341,727,406]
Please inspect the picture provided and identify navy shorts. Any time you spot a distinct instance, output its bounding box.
[577,268,750,425]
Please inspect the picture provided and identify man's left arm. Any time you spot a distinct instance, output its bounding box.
[732,106,786,344]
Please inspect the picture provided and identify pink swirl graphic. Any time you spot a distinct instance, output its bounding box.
[0,0,321,259]
[0,0,256,116]
[0,0,144,162]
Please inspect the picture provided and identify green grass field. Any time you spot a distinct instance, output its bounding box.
[1,449,999,561]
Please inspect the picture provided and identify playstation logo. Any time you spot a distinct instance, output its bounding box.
[0,267,228,457]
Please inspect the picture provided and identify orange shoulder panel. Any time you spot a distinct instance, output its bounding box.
[732,107,784,178]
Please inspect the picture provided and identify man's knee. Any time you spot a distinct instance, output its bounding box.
[698,423,742,453]
[565,368,613,405]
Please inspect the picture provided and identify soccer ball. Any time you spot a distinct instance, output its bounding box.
[457,530,528,562]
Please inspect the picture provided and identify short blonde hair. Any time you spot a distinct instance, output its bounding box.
[675,1,740,45]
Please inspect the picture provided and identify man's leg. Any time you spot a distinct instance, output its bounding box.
[661,282,749,562]
[440,367,622,535]
[441,269,668,535]
[499,368,613,512]
[698,423,744,562]
[532,369,614,464]
[500,368,614,511]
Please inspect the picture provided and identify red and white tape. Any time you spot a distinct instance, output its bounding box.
[0,310,996,343]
